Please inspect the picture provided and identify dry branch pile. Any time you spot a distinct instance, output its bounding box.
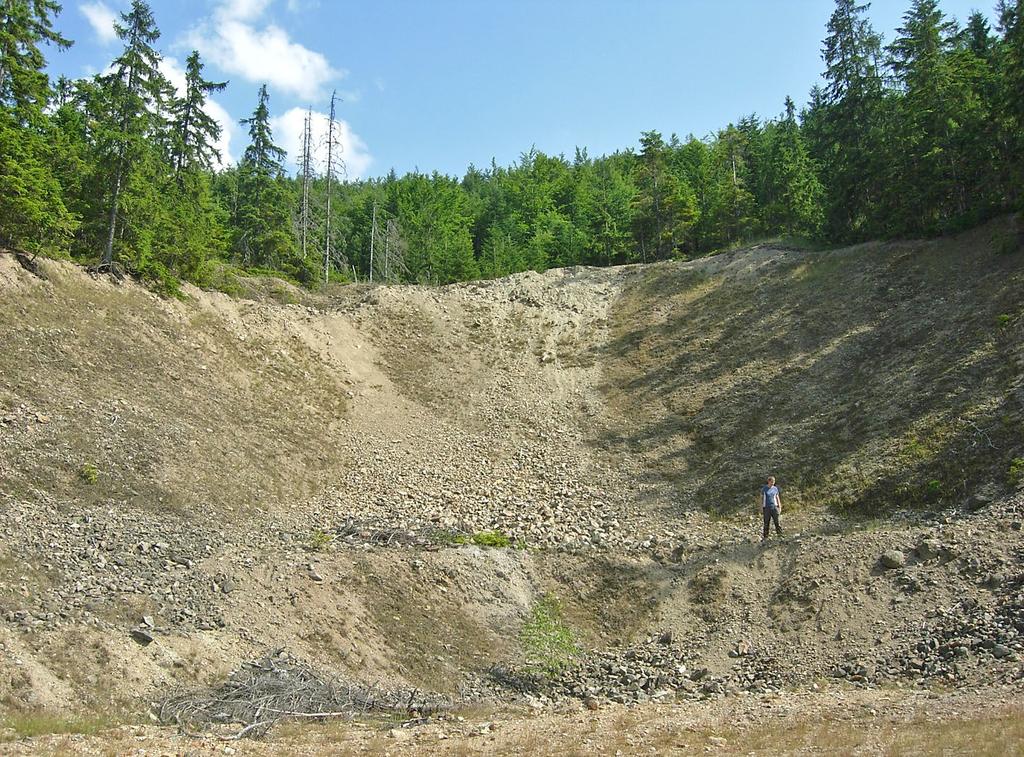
[157,651,454,739]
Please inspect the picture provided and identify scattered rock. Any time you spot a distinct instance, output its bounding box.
[130,628,155,646]
[916,539,942,561]
[966,493,993,512]
[880,550,906,569]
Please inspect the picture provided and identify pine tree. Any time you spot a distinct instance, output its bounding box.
[169,50,227,175]
[996,0,1024,207]
[0,0,76,253]
[760,98,824,236]
[235,84,307,278]
[886,0,968,231]
[96,0,174,268]
[632,131,698,259]
[702,126,756,248]
[815,0,886,239]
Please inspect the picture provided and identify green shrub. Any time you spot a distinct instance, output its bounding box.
[78,463,98,484]
[455,530,512,548]
[306,529,335,551]
[995,313,1012,329]
[520,593,579,677]
[1010,458,1024,488]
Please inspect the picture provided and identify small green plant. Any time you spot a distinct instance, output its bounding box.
[995,313,1012,328]
[1009,458,1024,488]
[454,530,512,548]
[0,713,117,740]
[78,463,98,484]
[520,593,579,677]
[307,529,335,551]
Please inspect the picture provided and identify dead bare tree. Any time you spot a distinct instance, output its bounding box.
[369,200,377,283]
[322,90,347,283]
[297,108,313,261]
[367,204,407,283]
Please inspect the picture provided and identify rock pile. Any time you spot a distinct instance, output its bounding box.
[830,570,1023,687]
[490,636,786,706]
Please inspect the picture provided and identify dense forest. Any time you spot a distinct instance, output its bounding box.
[1,0,1022,291]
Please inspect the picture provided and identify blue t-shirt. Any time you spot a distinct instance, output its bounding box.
[762,485,779,510]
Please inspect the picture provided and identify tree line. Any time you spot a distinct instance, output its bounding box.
[2,0,1022,291]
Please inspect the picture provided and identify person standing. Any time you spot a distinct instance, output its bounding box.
[760,476,782,541]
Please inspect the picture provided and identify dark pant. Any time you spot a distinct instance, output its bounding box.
[763,506,781,538]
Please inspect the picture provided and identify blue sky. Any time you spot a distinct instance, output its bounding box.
[51,0,995,180]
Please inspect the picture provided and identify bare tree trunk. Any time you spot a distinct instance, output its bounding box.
[300,108,312,260]
[369,201,377,283]
[324,93,337,282]
[103,156,124,267]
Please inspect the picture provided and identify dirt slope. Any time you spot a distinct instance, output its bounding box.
[0,218,1022,749]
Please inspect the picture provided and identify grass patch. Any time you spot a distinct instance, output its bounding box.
[520,593,579,676]
[0,712,120,740]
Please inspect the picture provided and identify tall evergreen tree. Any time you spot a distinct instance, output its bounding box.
[632,131,698,259]
[759,98,824,236]
[96,0,174,267]
[235,84,306,278]
[814,0,886,239]
[0,0,76,252]
[886,0,977,231]
[996,0,1024,207]
[169,50,226,175]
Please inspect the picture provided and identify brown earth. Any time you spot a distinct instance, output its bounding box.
[0,216,1022,753]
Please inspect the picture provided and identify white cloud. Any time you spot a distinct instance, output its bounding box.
[220,0,272,21]
[80,1,118,45]
[182,0,341,101]
[159,57,237,168]
[271,106,372,180]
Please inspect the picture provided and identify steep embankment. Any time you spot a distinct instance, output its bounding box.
[0,218,1022,740]
[600,220,1024,516]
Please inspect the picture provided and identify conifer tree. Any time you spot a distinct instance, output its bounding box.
[759,98,824,236]
[996,0,1024,206]
[633,131,698,259]
[0,0,76,252]
[886,0,970,231]
[815,0,885,239]
[169,50,227,175]
[96,0,174,268]
[235,84,306,278]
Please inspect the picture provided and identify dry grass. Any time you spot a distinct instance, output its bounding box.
[599,217,1024,518]
[0,258,349,521]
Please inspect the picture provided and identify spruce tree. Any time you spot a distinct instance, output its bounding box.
[0,0,76,253]
[96,0,174,268]
[632,131,698,259]
[169,50,227,175]
[235,84,306,278]
[760,98,824,236]
[996,0,1024,206]
[816,0,885,239]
